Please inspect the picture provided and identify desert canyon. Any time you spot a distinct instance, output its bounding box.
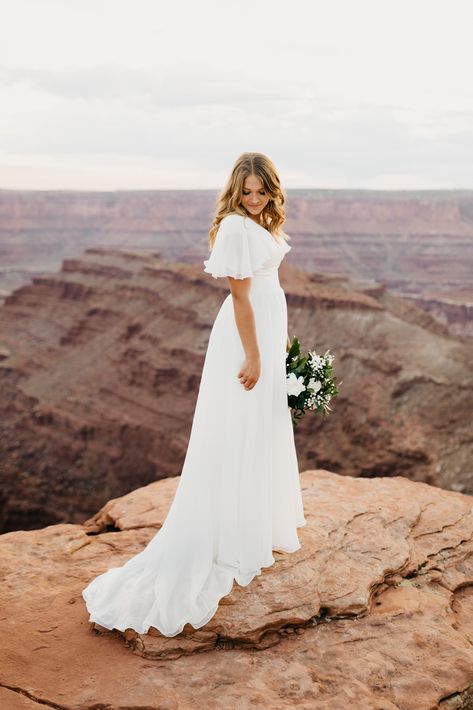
[1,189,473,709]
[1,189,472,337]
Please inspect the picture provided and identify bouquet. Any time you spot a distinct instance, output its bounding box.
[286,336,341,429]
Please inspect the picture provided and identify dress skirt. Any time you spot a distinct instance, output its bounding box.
[82,269,307,637]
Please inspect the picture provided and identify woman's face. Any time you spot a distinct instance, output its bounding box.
[240,175,270,218]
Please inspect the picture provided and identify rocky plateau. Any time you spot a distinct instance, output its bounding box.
[1,470,473,709]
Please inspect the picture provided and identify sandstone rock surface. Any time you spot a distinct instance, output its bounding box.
[1,470,473,709]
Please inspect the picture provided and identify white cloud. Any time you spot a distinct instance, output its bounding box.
[0,0,472,189]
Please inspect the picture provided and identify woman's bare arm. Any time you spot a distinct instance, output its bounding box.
[227,276,260,390]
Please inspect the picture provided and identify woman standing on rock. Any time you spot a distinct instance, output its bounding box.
[82,151,307,637]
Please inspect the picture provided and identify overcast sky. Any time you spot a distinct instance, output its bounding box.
[1,0,472,191]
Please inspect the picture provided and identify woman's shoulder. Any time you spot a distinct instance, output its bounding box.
[219,212,248,230]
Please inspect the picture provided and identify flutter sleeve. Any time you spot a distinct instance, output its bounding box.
[203,214,273,279]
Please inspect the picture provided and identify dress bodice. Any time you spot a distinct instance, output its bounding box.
[242,217,292,277]
[203,213,292,283]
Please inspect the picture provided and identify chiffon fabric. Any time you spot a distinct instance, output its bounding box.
[82,213,307,638]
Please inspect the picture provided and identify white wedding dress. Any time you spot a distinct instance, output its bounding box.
[82,213,307,638]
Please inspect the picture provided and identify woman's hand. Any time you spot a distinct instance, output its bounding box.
[237,354,261,390]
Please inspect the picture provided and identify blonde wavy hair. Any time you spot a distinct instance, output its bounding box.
[208,152,289,249]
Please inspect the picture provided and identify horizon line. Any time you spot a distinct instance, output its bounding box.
[1,186,473,194]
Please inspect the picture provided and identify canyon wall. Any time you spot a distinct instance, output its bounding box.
[0,248,471,533]
[1,188,472,337]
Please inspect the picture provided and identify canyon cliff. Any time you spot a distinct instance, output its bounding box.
[0,248,472,533]
[1,188,472,338]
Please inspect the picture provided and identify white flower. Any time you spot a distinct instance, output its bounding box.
[308,378,322,393]
[286,372,306,397]
[309,352,323,369]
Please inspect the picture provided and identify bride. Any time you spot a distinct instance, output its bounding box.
[82,152,307,638]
